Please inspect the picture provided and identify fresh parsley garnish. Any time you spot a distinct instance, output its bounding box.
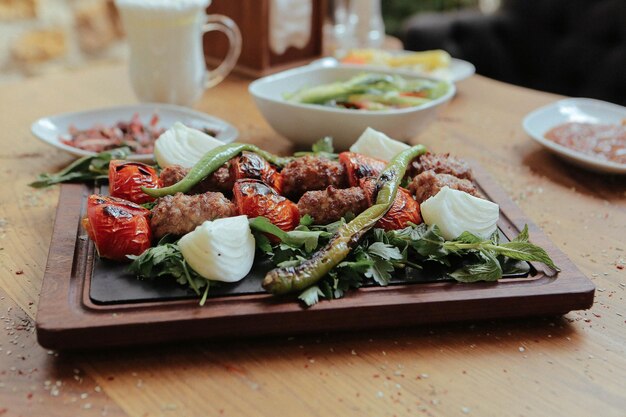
[128,216,557,308]
[255,219,558,306]
[293,136,338,159]
[29,147,132,188]
[126,239,213,305]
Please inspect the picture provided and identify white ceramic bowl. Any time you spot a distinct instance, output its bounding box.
[522,98,626,174]
[249,65,455,150]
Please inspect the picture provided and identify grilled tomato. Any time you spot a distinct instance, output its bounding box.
[359,178,422,230]
[82,195,152,261]
[230,151,283,193]
[108,160,161,204]
[339,152,387,187]
[233,179,299,232]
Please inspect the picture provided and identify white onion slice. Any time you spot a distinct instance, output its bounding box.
[154,122,224,168]
[420,186,499,240]
[178,215,255,283]
[349,127,410,161]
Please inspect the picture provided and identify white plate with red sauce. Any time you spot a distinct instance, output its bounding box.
[523,98,626,174]
[31,104,239,162]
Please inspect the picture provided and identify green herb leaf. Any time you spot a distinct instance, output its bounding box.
[500,258,531,276]
[407,225,452,263]
[365,258,395,286]
[29,147,131,188]
[334,267,365,293]
[249,216,291,241]
[287,230,325,253]
[450,250,502,282]
[299,214,314,227]
[491,241,559,271]
[298,285,325,306]
[141,201,157,210]
[249,216,329,252]
[512,225,530,243]
[253,233,274,255]
[127,242,211,297]
[293,137,338,159]
[455,231,484,244]
[367,242,403,261]
[312,136,334,153]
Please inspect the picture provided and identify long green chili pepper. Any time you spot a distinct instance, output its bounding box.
[262,144,427,295]
[141,143,294,198]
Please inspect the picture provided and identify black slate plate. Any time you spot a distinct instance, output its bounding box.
[89,231,530,305]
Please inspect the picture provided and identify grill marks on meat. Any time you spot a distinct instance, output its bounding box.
[152,152,478,234]
[408,170,480,204]
[298,186,369,225]
[409,152,474,180]
[281,156,348,199]
[150,192,236,238]
[159,164,234,194]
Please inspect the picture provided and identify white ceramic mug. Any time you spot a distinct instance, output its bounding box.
[115,0,241,106]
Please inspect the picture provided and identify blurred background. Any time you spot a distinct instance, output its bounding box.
[0,0,126,83]
[382,0,482,36]
[2,0,624,105]
[0,0,484,82]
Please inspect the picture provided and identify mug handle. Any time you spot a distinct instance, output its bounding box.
[203,15,242,89]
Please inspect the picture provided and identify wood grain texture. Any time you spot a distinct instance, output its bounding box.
[0,65,624,417]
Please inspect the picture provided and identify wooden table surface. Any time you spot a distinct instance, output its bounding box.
[0,64,624,417]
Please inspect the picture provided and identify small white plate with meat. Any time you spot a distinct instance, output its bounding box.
[31,103,239,162]
[523,98,626,174]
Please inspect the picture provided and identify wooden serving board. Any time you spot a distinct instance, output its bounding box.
[35,165,595,350]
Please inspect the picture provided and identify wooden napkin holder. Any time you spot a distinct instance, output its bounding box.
[204,0,326,77]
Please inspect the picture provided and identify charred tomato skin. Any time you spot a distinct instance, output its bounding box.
[359,178,422,230]
[108,160,161,204]
[230,151,283,194]
[339,152,387,187]
[233,179,299,232]
[82,195,152,261]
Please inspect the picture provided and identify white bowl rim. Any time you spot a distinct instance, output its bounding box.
[249,65,456,116]
[522,97,626,173]
[310,55,476,83]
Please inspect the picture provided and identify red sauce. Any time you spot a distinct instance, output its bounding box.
[544,122,626,165]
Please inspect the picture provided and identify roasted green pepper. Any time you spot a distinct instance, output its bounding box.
[262,144,427,295]
[141,143,293,198]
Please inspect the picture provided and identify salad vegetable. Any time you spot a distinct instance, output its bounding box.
[39,131,560,307]
[261,144,427,294]
[286,73,449,110]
